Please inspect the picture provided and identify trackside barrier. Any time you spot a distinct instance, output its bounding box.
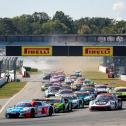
[99,65,108,73]
[120,75,126,81]
[0,77,6,87]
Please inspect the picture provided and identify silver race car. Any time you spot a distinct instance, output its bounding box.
[89,93,122,111]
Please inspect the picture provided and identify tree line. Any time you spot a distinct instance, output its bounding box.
[0,11,126,35]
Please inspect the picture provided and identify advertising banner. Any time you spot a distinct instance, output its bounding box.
[83,46,113,56]
[22,46,52,56]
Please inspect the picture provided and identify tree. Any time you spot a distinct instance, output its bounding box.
[0,18,18,35]
[12,15,33,34]
[32,12,50,23]
[41,20,68,34]
[53,11,75,33]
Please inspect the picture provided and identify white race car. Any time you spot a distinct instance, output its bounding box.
[89,93,122,111]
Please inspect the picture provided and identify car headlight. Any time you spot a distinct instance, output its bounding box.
[89,101,94,105]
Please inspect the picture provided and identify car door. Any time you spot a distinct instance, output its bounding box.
[41,102,49,115]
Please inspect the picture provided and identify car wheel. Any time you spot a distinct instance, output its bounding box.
[5,113,10,118]
[69,104,72,111]
[49,107,53,116]
[31,109,35,118]
[79,101,83,108]
[89,108,93,111]
[62,105,65,113]
[118,101,122,110]
[107,106,111,111]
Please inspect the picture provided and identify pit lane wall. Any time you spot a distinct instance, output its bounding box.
[98,65,108,73]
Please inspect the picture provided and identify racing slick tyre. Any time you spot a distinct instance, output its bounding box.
[89,108,93,111]
[78,101,83,108]
[62,105,65,113]
[5,113,10,119]
[68,104,72,112]
[118,101,122,110]
[49,107,53,116]
[31,109,35,118]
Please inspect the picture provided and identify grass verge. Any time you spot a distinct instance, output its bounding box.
[0,82,26,99]
[83,71,126,87]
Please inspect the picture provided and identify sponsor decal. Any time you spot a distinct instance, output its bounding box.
[22,46,52,56]
[83,47,113,56]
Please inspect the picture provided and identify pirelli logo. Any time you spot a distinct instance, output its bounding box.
[83,47,113,56]
[22,46,52,56]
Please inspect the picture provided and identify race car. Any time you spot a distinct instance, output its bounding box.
[55,89,73,97]
[89,93,122,111]
[65,77,72,84]
[74,71,82,77]
[75,91,95,105]
[95,85,108,95]
[67,96,84,109]
[5,100,53,118]
[45,86,60,97]
[71,83,83,91]
[36,97,72,113]
[41,82,53,91]
[83,79,94,85]
[113,87,126,100]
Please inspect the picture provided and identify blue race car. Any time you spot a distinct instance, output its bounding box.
[5,100,53,118]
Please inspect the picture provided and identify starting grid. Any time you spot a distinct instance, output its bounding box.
[2,46,126,56]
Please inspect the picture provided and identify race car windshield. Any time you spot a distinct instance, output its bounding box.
[96,96,114,101]
[61,87,71,90]
[46,99,61,104]
[96,86,107,88]
[80,88,94,92]
[76,84,82,86]
[49,87,60,91]
[76,93,90,97]
[61,91,73,94]
[16,103,32,107]
[116,89,126,92]
[68,96,77,100]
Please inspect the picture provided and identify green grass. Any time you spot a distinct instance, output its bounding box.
[29,70,41,74]
[83,71,126,87]
[0,82,26,99]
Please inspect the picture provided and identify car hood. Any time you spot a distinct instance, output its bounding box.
[94,100,109,105]
[84,95,93,100]
[53,103,63,107]
[95,88,106,92]
[6,107,30,113]
[72,99,78,103]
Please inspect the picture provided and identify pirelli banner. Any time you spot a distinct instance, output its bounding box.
[83,46,113,56]
[5,46,126,56]
[22,46,52,56]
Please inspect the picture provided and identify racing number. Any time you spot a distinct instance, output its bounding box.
[42,107,48,114]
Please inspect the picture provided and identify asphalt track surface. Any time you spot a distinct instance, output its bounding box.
[0,73,126,126]
[0,58,126,126]
[0,103,126,126]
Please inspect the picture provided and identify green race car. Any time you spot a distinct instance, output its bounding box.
[38,97,72,113]
[113,87,126,100]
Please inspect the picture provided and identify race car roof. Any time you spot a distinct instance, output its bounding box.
[98,93,113,96]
